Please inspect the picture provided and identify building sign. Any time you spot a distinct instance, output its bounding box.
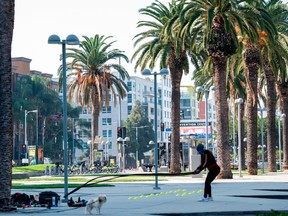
[180,122,212,139]
[180,122,211,127]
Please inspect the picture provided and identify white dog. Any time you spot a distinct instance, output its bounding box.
[85,195,107,215]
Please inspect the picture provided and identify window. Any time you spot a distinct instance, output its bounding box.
[127,81,132,91]
[102,118,112,125]
[128,105,132,115]
[103,129,112,138]
[102,106,111,113]
[128,94,132,103]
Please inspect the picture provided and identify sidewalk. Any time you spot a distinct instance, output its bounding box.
[4,172,288,215]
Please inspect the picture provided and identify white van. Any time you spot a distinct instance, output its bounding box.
[44,157,53,164]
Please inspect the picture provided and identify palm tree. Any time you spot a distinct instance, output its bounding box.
[257,0,288,172]
[62,34,130,164]
[179,0,261,178]
[0,0,15,211]
[132,0,192,174]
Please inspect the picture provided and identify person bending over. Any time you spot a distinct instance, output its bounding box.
[192,143,220,202]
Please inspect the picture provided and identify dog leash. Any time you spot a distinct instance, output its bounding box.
[64,172,194,198]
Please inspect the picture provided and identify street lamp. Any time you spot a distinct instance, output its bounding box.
[257,107,266,174]
[196,86,216,150]
[235,98,243,177]
[277,113,286,170]
[48,34,79,202]
[117,137,130,172]
[24,109,38,159]
[142,68,169,190]
[132,126,149,168]
[101,140,109,162]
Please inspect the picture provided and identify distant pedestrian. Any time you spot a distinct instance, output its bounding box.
[192,143,220,202]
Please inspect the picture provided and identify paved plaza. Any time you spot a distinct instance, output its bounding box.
[2,172,288,215]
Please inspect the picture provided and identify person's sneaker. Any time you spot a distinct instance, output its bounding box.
[198,197,209,202]
[208,197,213,201]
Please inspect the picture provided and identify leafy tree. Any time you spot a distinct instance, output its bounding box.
[124,100,154,165]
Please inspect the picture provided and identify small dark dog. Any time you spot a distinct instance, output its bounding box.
[85,195,107,215]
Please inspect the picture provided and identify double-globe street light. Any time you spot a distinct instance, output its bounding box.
[117,137,130,172]
[196,86,216,150]
[235,98,243,177]
[277,113,286,170]
[48,34,80,202]
[142,68,169,190]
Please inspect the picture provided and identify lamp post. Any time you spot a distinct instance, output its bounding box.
[277,113,286,170]
[196,86,216,150]
[235,98,243,177]
[24,109,38,159]
[132,126,148,168]
[48,34,79,202]
[101,141,109,162]
[257,107,266,174]
[142,68,169,190]
[117,137,130,172]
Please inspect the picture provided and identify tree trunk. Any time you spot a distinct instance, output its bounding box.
[169,66,183,174]
[263,55,277,172]
[0,0,15,211]
[244,42,260,175]
[277,83,288,170]
[90,97,99,165]
[212,56,232,179]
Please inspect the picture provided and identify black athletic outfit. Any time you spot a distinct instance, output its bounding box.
[194,149,220,198]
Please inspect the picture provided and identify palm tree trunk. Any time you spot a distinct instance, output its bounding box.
[244,42,260,175]
[277,83,288,170]
[169,66,183,174]
[0,0,14,211]
[263,55,277,172]
[91,99,100,165]
[212,56,232,179]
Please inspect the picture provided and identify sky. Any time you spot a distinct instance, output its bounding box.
[12,0,170,79]
[12,0,288,83]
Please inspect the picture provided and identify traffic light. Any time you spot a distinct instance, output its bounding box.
[21,144,27,153]
[160,123,165,131]
[117,127,122,138]
[117,127,126,138]
[122,127,126,138]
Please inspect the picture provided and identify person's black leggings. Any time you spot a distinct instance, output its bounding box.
[204,165,220,198]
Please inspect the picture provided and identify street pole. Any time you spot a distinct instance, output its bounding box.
[235,98,243,177]
[48,34,79,202]
[142,68,168,190]
[278,113,286,170]
[24,109,38,159]
[196,86,216,151]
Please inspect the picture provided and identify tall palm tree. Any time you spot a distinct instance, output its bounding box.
[62,34,130,164]
[0,0,15,211]
[257,0,288,172]
[179,0,262,178]
[273,2,288,171]
[243,39,261,175]
[132,0,192,174]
